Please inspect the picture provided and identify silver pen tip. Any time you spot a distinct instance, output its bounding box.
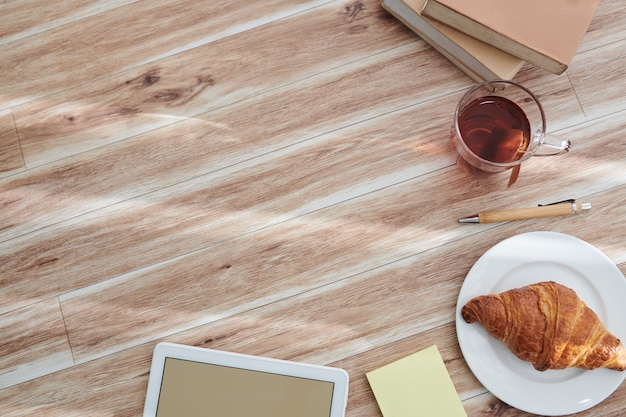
[581,203,592,210]
[458,216,480,224]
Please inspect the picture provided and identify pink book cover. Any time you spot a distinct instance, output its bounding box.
[422,0,601,73]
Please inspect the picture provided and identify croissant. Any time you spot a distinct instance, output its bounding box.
[461,281,626,371]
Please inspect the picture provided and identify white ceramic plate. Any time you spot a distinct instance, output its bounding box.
[456,231,626,416]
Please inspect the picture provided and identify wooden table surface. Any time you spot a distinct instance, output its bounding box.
[1,1,625,416]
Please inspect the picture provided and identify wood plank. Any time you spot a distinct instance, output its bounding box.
[0,91,457,309]
[0,342,154,417]
[0,297,73,390]
[0,109,23,177]
[0,43,584,245]
[11,0,416,168]
[58,223,474,364]
[568,39,626,120]
[0,0,139,45]
[58,148,626,365]
[1,40,467,241]
[0,68,589,315]
[0,0,333,109]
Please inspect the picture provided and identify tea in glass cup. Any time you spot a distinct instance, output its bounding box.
[452,80,570,175]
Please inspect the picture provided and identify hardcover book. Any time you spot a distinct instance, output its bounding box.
[421,0,602,74]
[381,0,524,83]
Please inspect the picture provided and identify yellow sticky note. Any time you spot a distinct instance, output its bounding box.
[366,345,467,417]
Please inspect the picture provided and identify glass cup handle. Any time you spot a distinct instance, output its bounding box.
[534,134,571,156]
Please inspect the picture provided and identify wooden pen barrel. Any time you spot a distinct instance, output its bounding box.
[479,203,582,223]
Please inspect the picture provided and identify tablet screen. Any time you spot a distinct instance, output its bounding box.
[156,357,336,417]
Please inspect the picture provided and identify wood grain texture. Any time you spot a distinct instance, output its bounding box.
[0,110,23,177]
[3,40,464,239]
[11,0,412,167]
[0,0,332,109]
[0,91,458,314]
[568,39,626,119]
[0,297,73,390]
[0,0,139,45]
[1,0,625,416]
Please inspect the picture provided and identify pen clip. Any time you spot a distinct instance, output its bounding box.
[538,198,575,207]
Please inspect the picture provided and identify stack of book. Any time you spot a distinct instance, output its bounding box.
[382,0,602,82]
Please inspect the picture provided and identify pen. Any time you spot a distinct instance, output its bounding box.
[458,200,592,224]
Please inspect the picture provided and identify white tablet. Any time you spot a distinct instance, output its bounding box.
[143,342,349,417]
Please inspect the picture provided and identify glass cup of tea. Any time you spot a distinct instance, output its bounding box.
[452,79,570,174]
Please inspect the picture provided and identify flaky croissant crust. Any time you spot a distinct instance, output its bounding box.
[462,281,626,371]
